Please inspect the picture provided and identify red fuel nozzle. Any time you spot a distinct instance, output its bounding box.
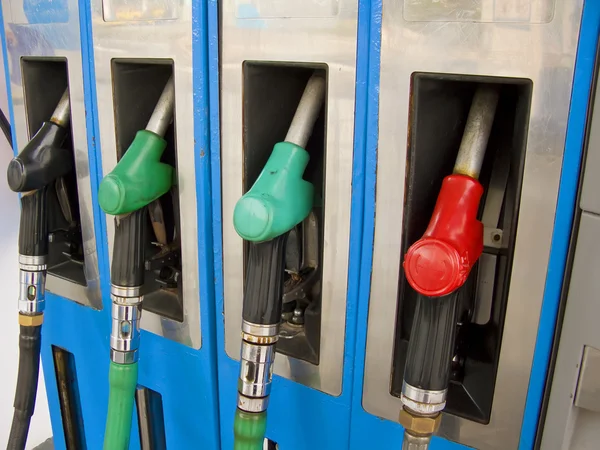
[403,174,484,297]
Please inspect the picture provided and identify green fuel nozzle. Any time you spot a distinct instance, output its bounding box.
[233,73,326,448]
[233,73,325,243]
[98,76,175,216]
[101,76,175,450]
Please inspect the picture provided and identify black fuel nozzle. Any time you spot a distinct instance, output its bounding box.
[7,89,72,194]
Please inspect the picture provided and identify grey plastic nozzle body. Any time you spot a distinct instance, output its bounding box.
[453,86,500,180]
[50,89,71,128]
[146,76,175,137]
[285,74,326,149]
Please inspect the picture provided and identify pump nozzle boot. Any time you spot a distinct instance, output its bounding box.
[99,130,174,215]
[234,141,314,242]
[7,121,72,193]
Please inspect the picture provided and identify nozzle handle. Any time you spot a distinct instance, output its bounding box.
[242,234,288,326]
[18,189,48,257]
[234,142,313,242]
[99,130,173,216]
[403,291,459,392]
[7,122,71,193]
[111,209,147,288]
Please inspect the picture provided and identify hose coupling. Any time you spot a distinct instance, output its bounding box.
[237,321,279,413]
[110,284,143,364]
[18,267,46,314]
[399,408,441,450]
[401,382,447,415]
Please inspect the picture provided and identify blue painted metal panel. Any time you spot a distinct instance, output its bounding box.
[0,0,222,448]
[349,1,600,449]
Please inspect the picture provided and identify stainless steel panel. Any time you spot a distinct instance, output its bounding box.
[2,0,102,309]
[541,212,600,450]
[102,0,179,22]
[91,0,201,348]
[221,1,358,395]
[403,0,555,23]
[574,346,600,413]
[580,73,600,215]
[363,1,584,449]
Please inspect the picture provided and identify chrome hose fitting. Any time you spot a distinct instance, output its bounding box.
[110,284,143,364]
[401,381,447,415]
[18,255,47,315]
[237,320,279,413]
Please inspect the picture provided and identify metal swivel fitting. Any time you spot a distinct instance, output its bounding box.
[110,285,143,364]
[18,255,47,315]
[237,321,279,413]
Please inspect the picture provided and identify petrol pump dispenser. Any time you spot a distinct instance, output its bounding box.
[232,73,325,449]
[98,76,175,450]
[399,86,499,449]
[6,89,72,449]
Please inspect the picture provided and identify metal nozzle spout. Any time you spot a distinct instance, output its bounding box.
[453,85,499,180]
[285,73,326,149]
[50,89,71,128]
[146,75,175,137]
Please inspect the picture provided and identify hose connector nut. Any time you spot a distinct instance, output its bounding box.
[398,408,441,436]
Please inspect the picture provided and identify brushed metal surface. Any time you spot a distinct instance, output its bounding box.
[1,0,102,309]
[403,0,555,23]
[363,1,584,448]
[91,0,201,348]
[221,0,358,395]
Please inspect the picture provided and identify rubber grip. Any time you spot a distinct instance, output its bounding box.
[111,208,146,288]
[242,234,288,326]
[233,409,267,450]
[403,292,459,392]
[7,121,71,192]
[18,189,48,257]
[103,361,138,450]
[7,324,41,450]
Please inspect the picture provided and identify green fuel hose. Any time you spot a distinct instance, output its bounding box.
[233,409,267,450]
[103,361,138,450]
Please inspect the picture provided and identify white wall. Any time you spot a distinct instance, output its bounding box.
[0,41,52,448]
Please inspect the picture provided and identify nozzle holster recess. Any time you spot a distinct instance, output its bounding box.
[99,130,174,216]
[233,142,314,242]
[404,174,483,297]
[7,122,72,193]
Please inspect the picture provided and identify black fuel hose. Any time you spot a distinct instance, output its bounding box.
[0,108,12,148]
[7,324,42,450]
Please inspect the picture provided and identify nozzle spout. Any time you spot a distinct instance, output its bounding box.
[453,85,499,180]
[50,89,71,128]
[285,73,326,149]
[146,76,175,137]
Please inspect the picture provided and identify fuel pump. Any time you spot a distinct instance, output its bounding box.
[232,73,325,449]
[98,76,175,450]
[399,86,499,449]
[6,89,72,450]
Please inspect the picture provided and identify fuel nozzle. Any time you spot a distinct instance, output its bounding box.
[6,89,72,450]
[399,86,499,449]
[7,88,72,315]
[100,76,175,450]
[233,73,325,449]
